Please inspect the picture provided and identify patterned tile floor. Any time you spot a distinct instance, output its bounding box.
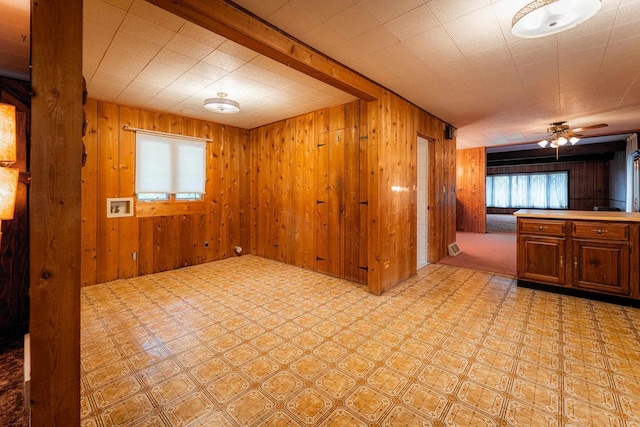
[80,255,640,426]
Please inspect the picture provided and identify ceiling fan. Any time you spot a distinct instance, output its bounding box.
[537,121,608,159]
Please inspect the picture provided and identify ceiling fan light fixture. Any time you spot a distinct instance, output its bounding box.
[557,136,568,146]
[570,136,580,144]
[512,0,602,39]
[538,139,549,148]
[204,92,240,114]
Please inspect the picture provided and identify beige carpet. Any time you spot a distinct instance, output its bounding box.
[486,214,517,234]
[439,232,516,276]
[79,255,640,426]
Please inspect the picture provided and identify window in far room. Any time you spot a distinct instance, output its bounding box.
[486,171,568,209]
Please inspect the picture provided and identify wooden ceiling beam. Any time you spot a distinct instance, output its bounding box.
[488,140,626,160]
[144,0,380,101]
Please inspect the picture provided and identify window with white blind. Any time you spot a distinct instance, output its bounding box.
[135,133,206,201]
[486,171,569,209]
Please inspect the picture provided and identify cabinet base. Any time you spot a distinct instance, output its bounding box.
[517,279,640,308]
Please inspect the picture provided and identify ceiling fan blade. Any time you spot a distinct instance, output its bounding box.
[565,131,583,137]
[572,123,608,132]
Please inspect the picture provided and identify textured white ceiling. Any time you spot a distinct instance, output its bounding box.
[1,0,640,148]
[231,0,640,148]
[82,0,356,129]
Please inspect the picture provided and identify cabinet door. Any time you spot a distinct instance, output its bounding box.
[518,236,566,285]
[572,240,630,295]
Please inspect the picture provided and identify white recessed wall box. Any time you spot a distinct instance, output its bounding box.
[106,197,134,218]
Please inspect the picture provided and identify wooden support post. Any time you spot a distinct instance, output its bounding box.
[30,0,83,425]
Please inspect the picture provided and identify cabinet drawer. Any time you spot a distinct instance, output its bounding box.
[519,219,566,236]
[572,221,629,241]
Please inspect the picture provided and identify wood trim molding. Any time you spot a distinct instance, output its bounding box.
[144,0,380,102]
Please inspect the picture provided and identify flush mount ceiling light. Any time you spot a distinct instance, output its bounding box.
[203,92,240,114]
[512,0,602,38]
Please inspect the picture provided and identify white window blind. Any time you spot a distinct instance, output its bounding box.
[135,133,206,195]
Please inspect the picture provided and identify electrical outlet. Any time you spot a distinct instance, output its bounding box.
[132,252,137,261]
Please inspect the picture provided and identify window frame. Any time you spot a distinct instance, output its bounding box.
[133,131,207,217]
[486,171,569,209]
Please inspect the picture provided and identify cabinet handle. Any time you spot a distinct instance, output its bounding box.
[591,228,607,234]
[574,257,578,268]
[559,256,563,268]
[538,226,545,230]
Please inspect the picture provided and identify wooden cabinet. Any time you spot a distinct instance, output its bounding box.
[516,212,640,302]
[572,240,629,295]
[519,237,566,285]
[518,219,567,285]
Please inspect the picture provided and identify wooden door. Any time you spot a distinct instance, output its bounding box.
[518,236,566,285]
[572,240,630,295]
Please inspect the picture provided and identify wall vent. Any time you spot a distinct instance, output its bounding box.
[448,242,461,256]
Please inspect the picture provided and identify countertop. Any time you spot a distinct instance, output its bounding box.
[514,209,640,222]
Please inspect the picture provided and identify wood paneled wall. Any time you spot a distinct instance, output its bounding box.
[247,94,457,295]
[0,77,30,336]
[456,148,486,233]
[81,99,248,286]
[488,160,609,212]
[367,91,456,294]
[247,101,367,283]
[83,95,457,296]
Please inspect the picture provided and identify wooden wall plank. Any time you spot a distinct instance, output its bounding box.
[344,124,360,282]
[456,147,486,233]
[315,130,330,274]
[301,113,316,270]
[180,214,194,267]
[238,128,251,255]
[281,119,294,264]
[249,127,259,255]
[96,101,120,284]
[219,125,231,259]
[366,99,381,293]
[138,217,154,276]
[292,115,305,268]
[358,103,369,284]
[117,106,139,278]
[327,128,344,277]
[81,98,98,287]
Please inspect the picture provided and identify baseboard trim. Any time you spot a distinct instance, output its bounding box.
[517,279,640,308]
